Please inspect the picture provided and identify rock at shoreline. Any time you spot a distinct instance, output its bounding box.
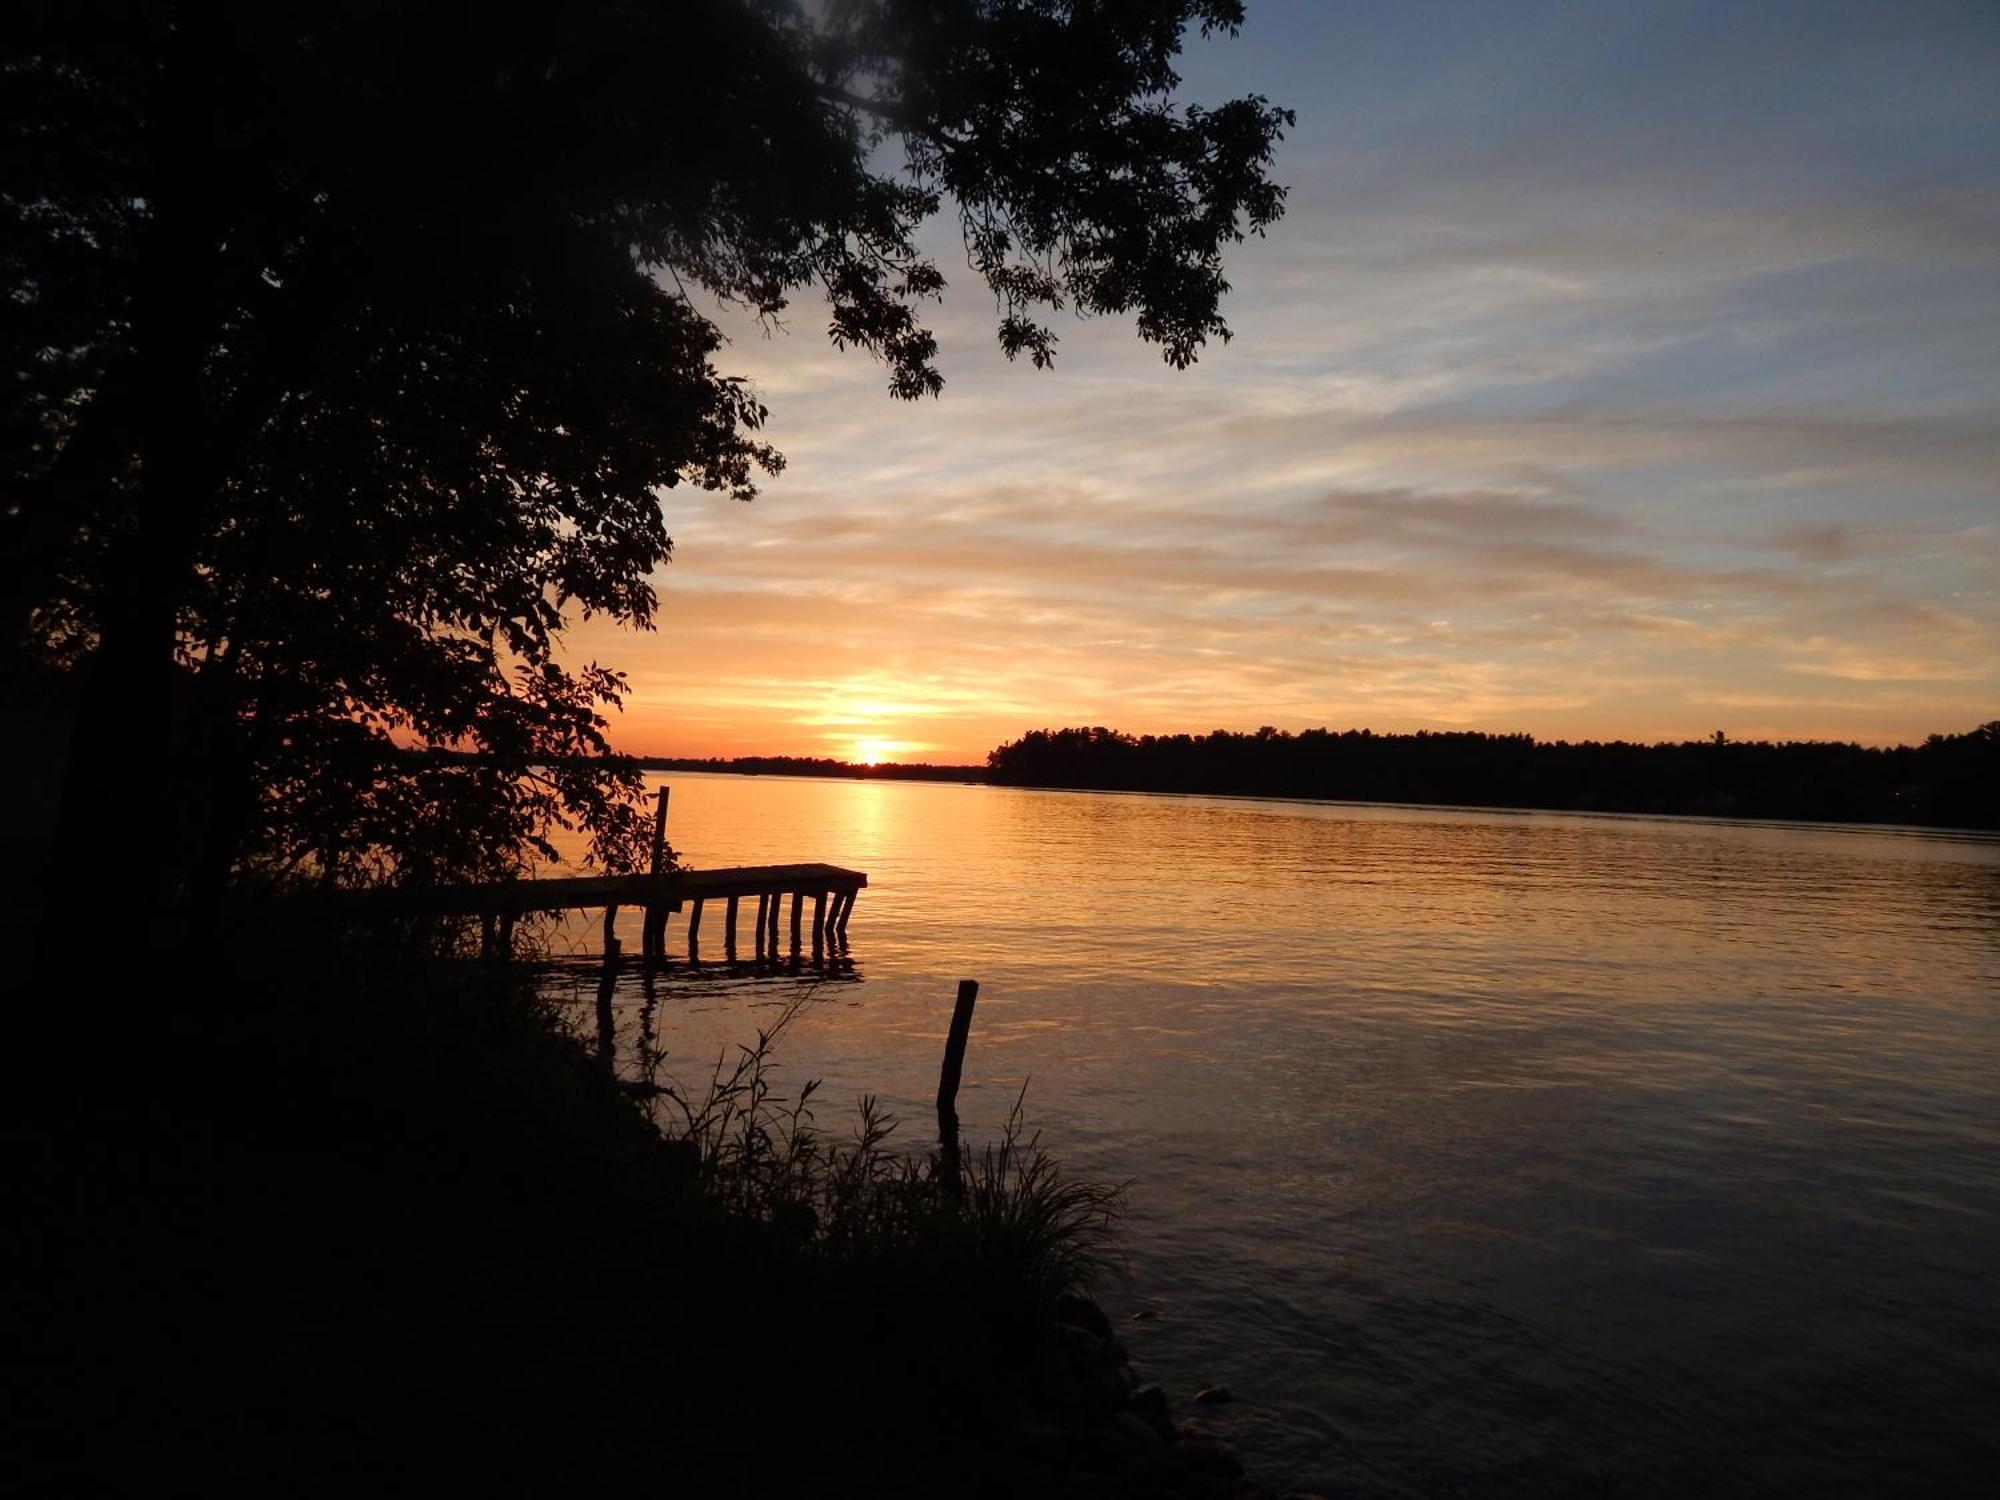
[1113,1410,1168,1454]
[1014,1294,1280,1498]
[1054,1292,1117,1344]
[1167,1433,1245,1479]
[1048,1320,1135,1418]
[1129,1382,1175,1442]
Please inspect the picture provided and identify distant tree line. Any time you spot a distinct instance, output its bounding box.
[984,723,2000,829]
[640,755,984,784]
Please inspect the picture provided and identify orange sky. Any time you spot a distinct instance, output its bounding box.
[569,6,1999,764]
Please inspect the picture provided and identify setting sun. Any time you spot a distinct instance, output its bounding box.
[854,737,896,766]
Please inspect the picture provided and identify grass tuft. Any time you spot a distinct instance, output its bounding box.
[652,991,1123,1307]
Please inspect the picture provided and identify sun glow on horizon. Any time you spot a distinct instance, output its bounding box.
[854,737,901,766]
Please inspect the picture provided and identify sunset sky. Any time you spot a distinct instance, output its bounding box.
[580,0,1999,764]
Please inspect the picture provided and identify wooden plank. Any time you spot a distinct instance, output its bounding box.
[679,864,867,901]
[356,872,677,918]
[326,862,863,921]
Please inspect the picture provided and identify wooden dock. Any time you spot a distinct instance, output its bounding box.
[415,860,867,965]
[395,788,864,965]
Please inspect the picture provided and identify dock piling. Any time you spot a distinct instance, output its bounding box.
[649,787,671,875]
[595,935,621,1068]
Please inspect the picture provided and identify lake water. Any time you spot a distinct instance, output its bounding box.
[544,772,2000,1497]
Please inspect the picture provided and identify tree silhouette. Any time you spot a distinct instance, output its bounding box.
[984,722,2000,828]
[5,2,1289,901]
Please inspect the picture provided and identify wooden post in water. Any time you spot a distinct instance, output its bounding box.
[686,897,704,961]
[753,893,768,960]
[724,894,740,960]
[810,891,827,961]
[788,891,803,956]
[766,892,780,956]
[836,889,856,941]
[601,903,619,961]
[936,978,980,1191]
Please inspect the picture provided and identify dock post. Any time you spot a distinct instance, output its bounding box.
[480,913,495,958]
[649,786,670,875]
[788,891,803,956]
[753,894,768,960]
[936,979,980,1191]
[811,891,827,961]
[595,935,621,1070]
[766,892,780,956]
[687,897,704,961]
[601,903,619,961]
[835,889,856,941]
[724,894,740,961]
[644,786,672,966]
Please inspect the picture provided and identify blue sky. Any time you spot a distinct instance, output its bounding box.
[582,0,2000,760]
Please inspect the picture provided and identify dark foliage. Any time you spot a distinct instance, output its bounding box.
[987,721,2000,830]
[4,1,1289,898]
[7,912,1119,1496]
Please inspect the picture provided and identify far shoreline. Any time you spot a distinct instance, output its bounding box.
[642,762,2000,842]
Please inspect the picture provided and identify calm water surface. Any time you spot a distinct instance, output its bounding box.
[545,773,2000,1497]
